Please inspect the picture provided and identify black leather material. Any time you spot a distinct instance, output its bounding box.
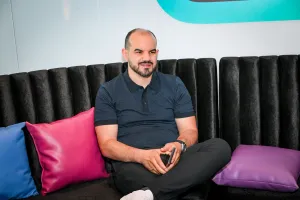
[158,58,219,142]
[0,58,218,200]
[22,179,122,200]
[220,55,300,150]
[218,55,300,200]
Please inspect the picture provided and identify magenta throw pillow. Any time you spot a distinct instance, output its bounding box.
[26,107,109,195]
[212,144,300,192]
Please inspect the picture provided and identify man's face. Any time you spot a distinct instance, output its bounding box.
[123,32,159,78]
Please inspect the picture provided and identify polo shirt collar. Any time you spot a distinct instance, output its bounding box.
[123,69,160,93]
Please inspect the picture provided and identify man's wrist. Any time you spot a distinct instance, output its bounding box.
[133,149,145,163]
[175,139,187,152]
[173,142,182,153]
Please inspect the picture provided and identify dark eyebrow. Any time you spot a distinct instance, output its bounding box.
[134,49,157,52]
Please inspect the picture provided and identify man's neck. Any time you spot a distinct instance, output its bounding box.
[128,68,152,88]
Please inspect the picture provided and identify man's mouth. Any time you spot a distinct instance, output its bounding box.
[139,62,153,67]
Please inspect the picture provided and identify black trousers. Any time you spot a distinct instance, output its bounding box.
[111,138,231,200]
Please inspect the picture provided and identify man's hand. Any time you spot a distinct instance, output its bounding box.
[160,142,182,171]
[139,149,168,175]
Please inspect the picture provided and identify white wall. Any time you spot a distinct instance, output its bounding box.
[1,0,300,75]
[0,0,18,75]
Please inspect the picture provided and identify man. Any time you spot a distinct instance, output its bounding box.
[94,28,231,200]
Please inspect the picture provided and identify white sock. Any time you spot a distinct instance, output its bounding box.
[120,189,154,200]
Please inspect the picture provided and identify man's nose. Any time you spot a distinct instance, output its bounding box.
[142,52,151,60]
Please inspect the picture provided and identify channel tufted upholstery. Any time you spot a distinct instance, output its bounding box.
[0,59,218,142]
[0,58,218,200]
[218,55,300,200]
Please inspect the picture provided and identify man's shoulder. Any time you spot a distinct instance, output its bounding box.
[157,71,183,87]
[97,73,127,101]
[156,71,178,82]
[100,73,124,91]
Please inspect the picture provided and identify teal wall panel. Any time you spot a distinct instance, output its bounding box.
[157,0,300,24]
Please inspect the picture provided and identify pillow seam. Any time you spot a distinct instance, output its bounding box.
[27,126,46,193]
[213,178,298,188]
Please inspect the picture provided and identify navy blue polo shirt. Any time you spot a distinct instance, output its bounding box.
[94,69,195,149]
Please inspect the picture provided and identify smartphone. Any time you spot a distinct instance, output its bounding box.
[166,147,176,167]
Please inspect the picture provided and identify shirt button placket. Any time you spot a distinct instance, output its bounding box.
[142,88,148,111]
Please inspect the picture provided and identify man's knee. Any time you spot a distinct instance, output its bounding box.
[208,138,232,163]
[113,163,157,195]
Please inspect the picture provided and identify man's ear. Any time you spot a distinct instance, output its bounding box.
[122,48,128,61]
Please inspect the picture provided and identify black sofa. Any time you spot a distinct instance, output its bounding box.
[213,55,300,200]
[0,58,218,200]
[1,55,300,200]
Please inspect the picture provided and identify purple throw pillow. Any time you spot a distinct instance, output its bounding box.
[212,144,300,192]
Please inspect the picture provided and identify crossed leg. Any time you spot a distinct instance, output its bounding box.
[112,138,231,200]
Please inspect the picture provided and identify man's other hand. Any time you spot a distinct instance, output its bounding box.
[140,149,168,175]
[160,142,181,171]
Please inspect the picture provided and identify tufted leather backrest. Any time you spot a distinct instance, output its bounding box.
[0,58,219,141]
[219,55,300,150]
[0,58,219,190]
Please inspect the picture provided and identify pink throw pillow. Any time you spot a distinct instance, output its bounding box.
[26,107,109,195]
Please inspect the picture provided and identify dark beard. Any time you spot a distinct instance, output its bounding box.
[128,61,157,78]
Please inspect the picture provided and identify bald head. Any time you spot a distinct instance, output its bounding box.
[121,28,159,79]
[124,28,157,50]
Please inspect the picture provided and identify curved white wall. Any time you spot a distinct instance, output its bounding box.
[1,0,300,75]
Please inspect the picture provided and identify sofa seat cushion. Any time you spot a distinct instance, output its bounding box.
[22,179,122,200]
[21,177,211,200]
[225,185,300,200]
[180,181,211,200]
[211,178,300,200]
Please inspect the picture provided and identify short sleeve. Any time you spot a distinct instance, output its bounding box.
[94,85,117,126]
[174,77,195,118]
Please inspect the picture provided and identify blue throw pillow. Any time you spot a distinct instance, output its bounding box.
[0,122,39,199]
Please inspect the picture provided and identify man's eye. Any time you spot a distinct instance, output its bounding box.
[150,51,156,54]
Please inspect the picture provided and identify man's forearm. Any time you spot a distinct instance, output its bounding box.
[177,129,198,147]
[100,139,145,163]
